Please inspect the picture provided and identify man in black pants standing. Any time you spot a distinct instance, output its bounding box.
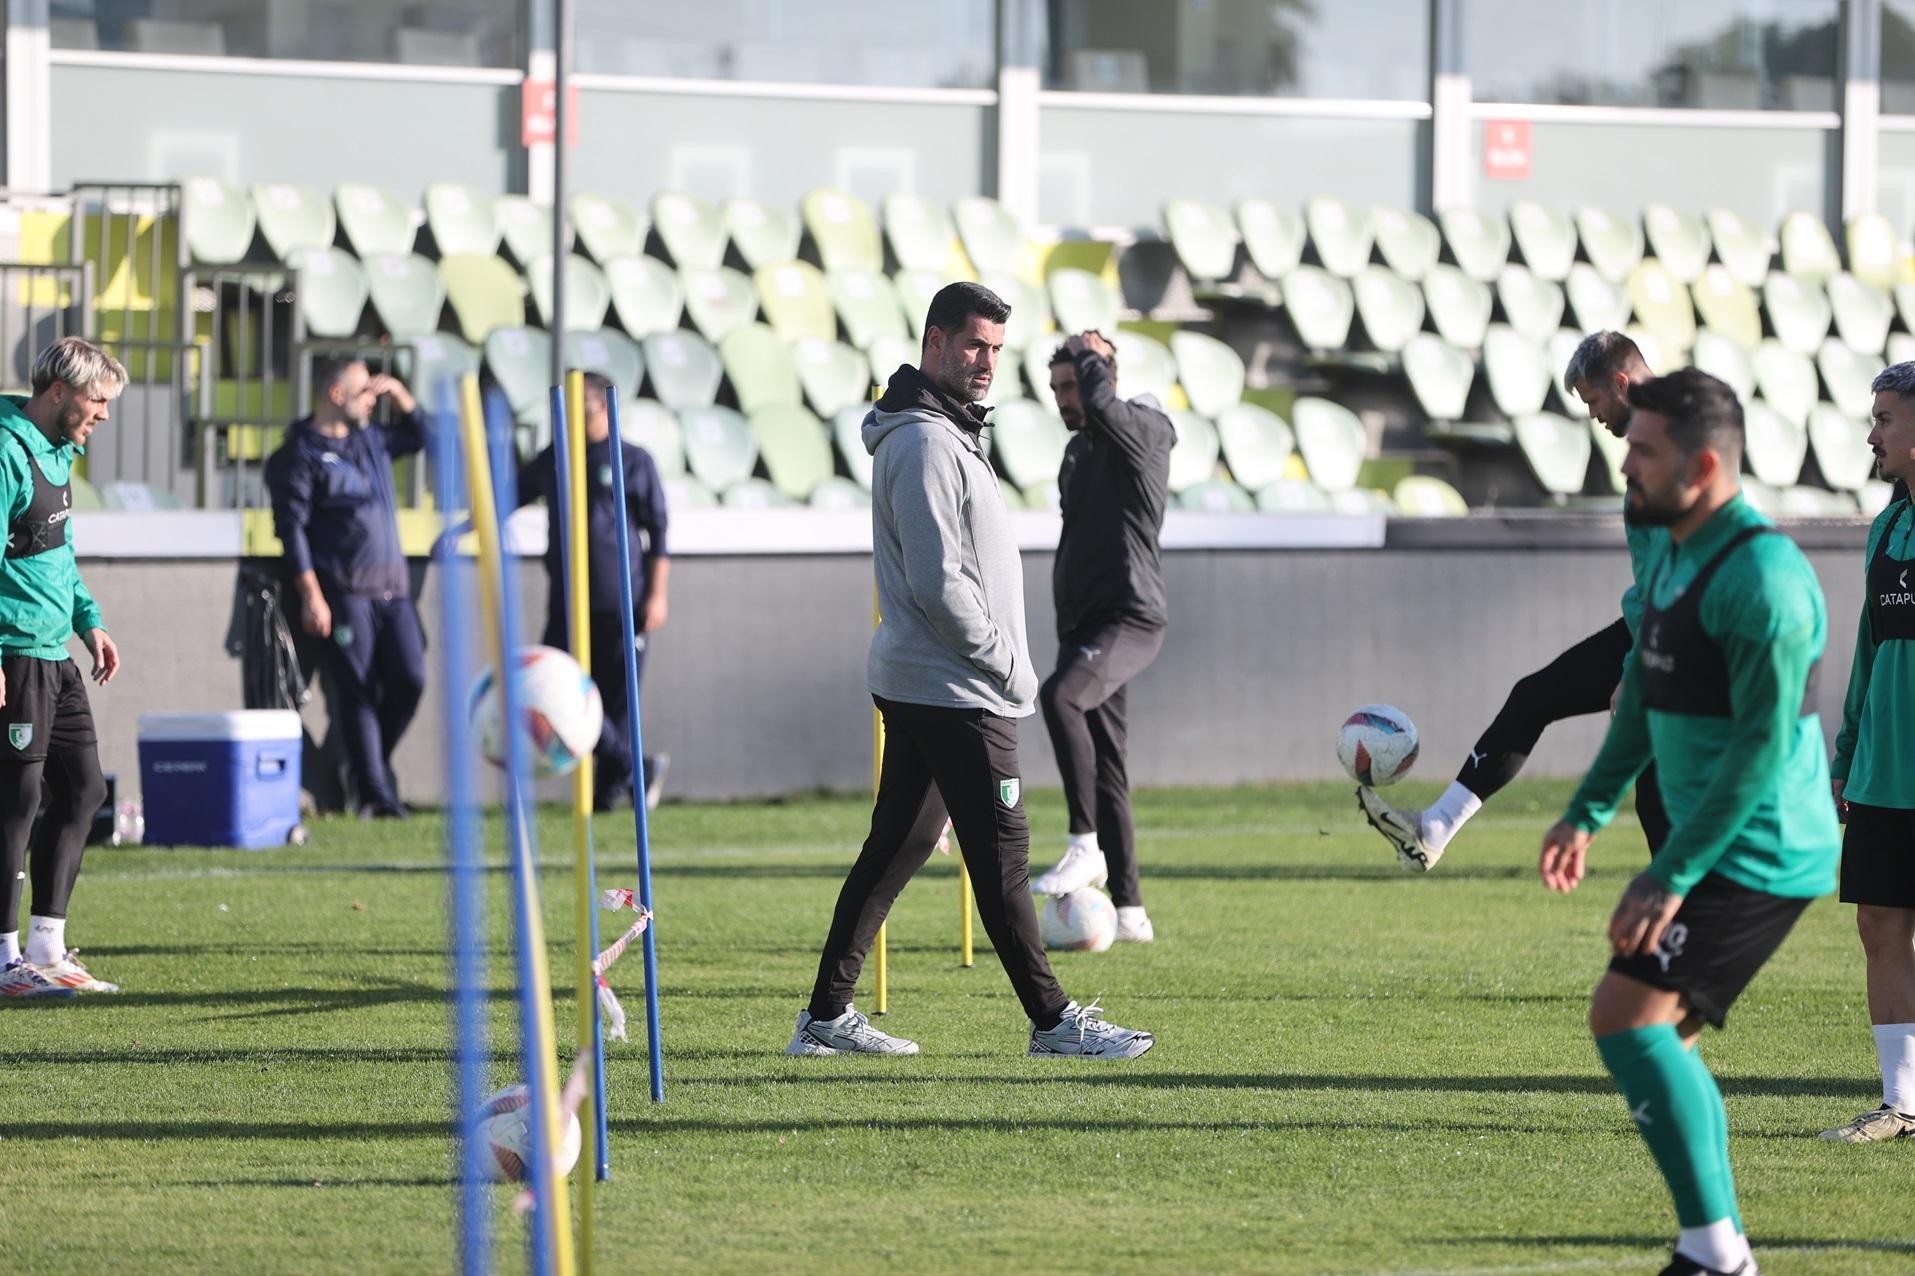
[788,283,1152,1059]
[1361,331,1669,869]
[1030,331,1175,942]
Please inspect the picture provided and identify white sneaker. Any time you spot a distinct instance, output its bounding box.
[1114,907,1154,943]
[785,1005,919,1056]
[1819,1104,1915,1142]
[1357,787,1443,872]
[0,956,74,999]
[1032,844,1107,895]
[1029,999,1154,1059]
[32,950,118,994]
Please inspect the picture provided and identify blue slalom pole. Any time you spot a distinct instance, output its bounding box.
[604,385,665,1103]
[435,381,490,1276]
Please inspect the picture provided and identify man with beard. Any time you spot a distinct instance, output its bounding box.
[1361,330,1670,870]
[787,283,1153,1060]
[1539,368,1838,1276]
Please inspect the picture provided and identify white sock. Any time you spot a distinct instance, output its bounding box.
[0,931,17,964]
[1068,832,1100,856]
[1874,1022,1915,1113]
[1116,907,1148,924]
[1676,1219,1750,1271]
[24,915,64,966]
[1419,782,1484,852]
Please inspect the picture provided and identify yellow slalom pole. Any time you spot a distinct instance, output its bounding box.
[958,853,973,967]
[563,371,598,1273]
[458,375,576,1276]
[871,587,887,1015]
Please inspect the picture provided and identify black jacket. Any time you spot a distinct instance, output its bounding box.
[265,412,425,599]
[517,434,669,620]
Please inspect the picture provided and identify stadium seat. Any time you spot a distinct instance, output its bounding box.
[1739,478,1783,517]
[1547,328,1584,407]
[810,475,871,509]
[1169,329,1244,417]
[1291,396,1366,491]
[1393,474,1469,516]
[181,176,255,265]
[1817,337,1883,419]
[1826,273,1893,356]
[723,197,802,270]
[828,269,908,351]
[1778,210,1841,284]
[1763,271,1832,355]
[564,328,645,401]
[984,273,1053,353]
[1437,207,1510,283]
[1022,344,1062,413]
[1255,478,1335,513]
[1742,398,1808,488]
[335,182,418,258]
[1280,266,1355,351]
[1513,411,1592,496]
[1110,330,1178,404]
[1589,417,1627,492]
[1215,402,1294,489]
[424,182,502,257]
[1163,198,1240,284]
[1352,265,1426,353]
[1483,326,1552,418]
[754,261,836,343]
[1890,330,1915,367]
[1573,207,1644,283]
[1691,329,1757,402]
[719,322,801,414]
[890,269,942,341]
[363,253,445,341]
[748,403,834,499]
[1751,339,1817,426]
[1507,200,1577,281]
[954,196,1024,276]
[1846,212,1903,292]
[527,254,611,331]
[989,398,1069,489]
[1495,264,1566,344]
[1401,333,1474,422]
[1624,323,1668,376]
[605,255,690,338]
[251,181,336,264]
[98,480,182,511]
[722,477,797,508]
[1179,478,1253,512]
[497,197,564,268]
[617,397,685,476]
[676,265,755,342]
[1565,262,1630,333]
[402,333,480,404]
[571,192,648,264]
[1642,204,1712,284]
[482,326,552,423]
[801,188,882,274]
[649,191,724,270]
[831,405,875,489]
[1625,259,1696,354]
[293,247,370,338]
[1779,485,1857,517]
[677,404,758,491]
[1330,485,1398,517]
[1235,198,1306,280]
[1166,409,1221,492]
[1691,265,1762,350]
[1304,196,1375,277]
[1423,264,1493,350]
[1859,479,1896,516]
[1704,208,1774,286]
[642,330,724,410]
[883,194,957,273]
[792,338,870,418]
[866,334,917,387]
[1048,268,1121,335]
[1899,283,1915,337]
[1371,207,1440,282]
[1807,402,1877,491]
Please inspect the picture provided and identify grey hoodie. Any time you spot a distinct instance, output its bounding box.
[863,370,1037,717]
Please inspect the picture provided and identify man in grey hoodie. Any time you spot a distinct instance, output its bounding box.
[787,282,1154,1060]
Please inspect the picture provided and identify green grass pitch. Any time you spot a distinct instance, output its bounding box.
[2,780,1909,1274]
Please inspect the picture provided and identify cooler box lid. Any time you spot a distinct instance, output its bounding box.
[138,710,303,742]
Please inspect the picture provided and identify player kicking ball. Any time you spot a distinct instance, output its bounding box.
[1360,331,1670,871]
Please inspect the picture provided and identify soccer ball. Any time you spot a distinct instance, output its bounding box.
[468,646,604,777]
[475,1083,582,1183]
[1039,888,1117,953]
[1337,704,1419,787]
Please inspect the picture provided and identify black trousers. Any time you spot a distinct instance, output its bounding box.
[1038,619,1165,908]
[320,591,426,811]
[0,657,107,931]
[1459,617,1670,853]
[543,608,647,800]
[808,697,1069,1027]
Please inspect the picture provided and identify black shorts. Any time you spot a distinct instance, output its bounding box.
[1607,872,1811,1029]
[0,655,96,763]
[1840,803,1915,909]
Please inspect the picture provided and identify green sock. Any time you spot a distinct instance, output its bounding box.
[1595,1024,1740,1229]
[1694,1052,1744,1234]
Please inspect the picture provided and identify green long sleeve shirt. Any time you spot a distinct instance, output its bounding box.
[1563,495,1839,899]
[1830,496,1915,809]
[0,397,104,659]
[1620,521,1662,638]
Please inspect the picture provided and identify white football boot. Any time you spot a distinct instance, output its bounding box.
[1031,843,1108,895]
[785,1005,919,1056]
[0,956,74,999]
[1029,999,1154,1059]
[33,950,118,994]
[1114,907,1154,943]
[1356,787,1442,872]
[1819,1105,1915,1142]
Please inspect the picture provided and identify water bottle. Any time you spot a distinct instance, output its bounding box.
[113,798,144,847]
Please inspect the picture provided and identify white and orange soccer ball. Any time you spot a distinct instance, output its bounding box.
[468,645,604,778]
[1039,887,1118,953]
[1336,704,1419,787]
[475,1083,583,1183]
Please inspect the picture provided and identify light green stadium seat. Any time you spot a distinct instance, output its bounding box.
[1179,478,1253,512]
[866,334,917,389]
[570,192,647,264]
[292,247,369,338]
[1624,325,1669,376]
[563,328,644,401]
[1305,196,1375,278]
[1353,265,1426,353]
[649,191,723,270]
[990,398,1069,489]
[801,187,882,274]
[1022,343,1062,413]
[677,404,758,491]
[1779,485,1858,518]
[754,261,836,343]
[1215,402,1294,489]
[1763,271,1833,355]
[1483,326,1551,418]
[1692,329,1756,402]
[1779,211,1841,284]
[497,196,560,268]
[1508,200,1577,282]
[1817,337,1883,419]
[1169,329,1244,417]
[1738,478,1783,516]
[1496,264,1565,344]
[1110,330,1177,405]
[1048,268,1121,335]
[1393,474,1469,516]
[1846,213,1903,292]
[424,181,500,257]
[1291,396,1366,492]
[438,255,524,343]
[1704,208,1774,287]
[616,397,683,477]
[723,197,802,270]
[1166,409,1221,492]
[891,270,943,342]
[363,253,445,341]
[1514,412,1592,496]
[1826,273,1893,356]
[1255,478,1335,513]
[1236,198,1306,280]
[1642,204,1712,284]
[810,475,871,510]
[883,194,957,273]
[1889,331,1915,367]
[527,254,611,331]
[722,477,797,509]
[1330,488,1397,516]
[335,182,417,258]
[828,269,908,351]
[1899,283,1915,338]
[98,481,181,511]
[832,405,875,490]
[1565,262,1631,333]
[1438,207,1511,283]
[1807,402,1877,491]
[604,256,688,338]
[1691,265,1762,349]
[1742,398,1808,488]
[1371,207,1440,282]
[642,330,724,410]
[1401,333,1474,422]
[1281,266,1355,352]
[182,176,255,265]
[719,322,801,415]
[1423,264,1493,350]
[954,195,1023,276]
[792,338,870,418]
[1021,480,1061,512]
[1548,328,1587,413]
[676,265,754,343]
[982,273,1052,353]
[749,403,834,499]
[1859,480,1896,517]
[401,333,480,407]
[1590,417,1627,492]
[1574,207,1644,283]
[1626,259,1696,354]
[251,180,335,264]
[1751,339,1818,427]
[1163,198,1240,283]
[481,326,552,422]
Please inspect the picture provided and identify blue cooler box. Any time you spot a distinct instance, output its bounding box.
[138,711,303,848]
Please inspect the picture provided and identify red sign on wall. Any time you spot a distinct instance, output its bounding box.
[521,80,581,147]
[1483,119,1532,180]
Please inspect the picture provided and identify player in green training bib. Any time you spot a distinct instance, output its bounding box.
[1538,369,1839,1276]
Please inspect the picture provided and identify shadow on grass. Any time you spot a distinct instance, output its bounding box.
[1456,1235,1915,1255]
[180,1176,455,1189]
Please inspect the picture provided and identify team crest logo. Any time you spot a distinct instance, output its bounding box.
[598,463,614,487]
[8,724,30,750]
[997,777,1020,808]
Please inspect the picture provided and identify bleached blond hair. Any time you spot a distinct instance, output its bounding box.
[30,336,127,399]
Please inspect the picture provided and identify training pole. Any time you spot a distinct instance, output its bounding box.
[959,853,973,967]
[460,376,576,1276]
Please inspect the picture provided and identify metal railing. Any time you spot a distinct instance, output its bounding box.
[0,261,93,389]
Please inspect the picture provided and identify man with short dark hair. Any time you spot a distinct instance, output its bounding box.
[789,281,1153,1059]
[1539,368,1838,1276]
[265,358,425,819]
